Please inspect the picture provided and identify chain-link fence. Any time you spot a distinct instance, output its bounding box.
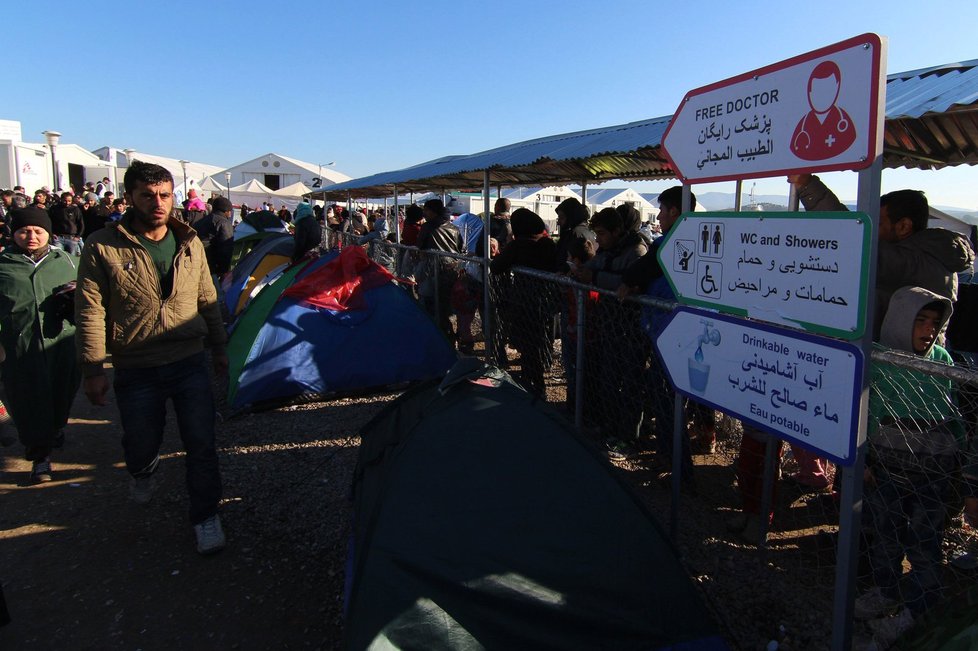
[321,230,978,649]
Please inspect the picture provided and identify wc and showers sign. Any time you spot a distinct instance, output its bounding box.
[658,211,872,340]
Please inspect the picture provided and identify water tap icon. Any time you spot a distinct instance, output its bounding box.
[694,320,721,363]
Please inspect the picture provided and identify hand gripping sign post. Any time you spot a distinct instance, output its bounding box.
[660,34,887,650]
[659,211,872,339]
[661,33,884,184]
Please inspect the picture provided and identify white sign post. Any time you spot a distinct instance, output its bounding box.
[659,211,872,339]
[655,307,863,464]
[661,33,883,183]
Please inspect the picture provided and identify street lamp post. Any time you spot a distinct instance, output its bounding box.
[224,172,232,200]
[179,160,189,201]
[316,162,335,204]
[42,131,62,191]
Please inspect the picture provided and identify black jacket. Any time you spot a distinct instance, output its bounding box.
[50,204,84,237]
[418,215,464,254]
[188,212,234,276]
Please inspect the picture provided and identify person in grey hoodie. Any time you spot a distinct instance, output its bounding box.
[857,285,978,646]
[788,174,975,339]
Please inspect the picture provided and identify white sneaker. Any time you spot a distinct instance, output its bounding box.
[194,515,226,555]
[129,475,156,505]
[868,607,914,649]
[854,587,900,620]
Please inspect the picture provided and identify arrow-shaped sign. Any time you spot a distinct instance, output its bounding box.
[661,33,884,183]
[655,307,862,465]
[658,211,871,339]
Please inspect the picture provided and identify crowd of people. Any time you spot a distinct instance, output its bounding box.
[2,165,977,647]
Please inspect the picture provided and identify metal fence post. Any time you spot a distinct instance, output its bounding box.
[432,251,439,327]
[831,161,884,651]
[759,434,777,553]
[483,170,493,363]
[574,287,586,429]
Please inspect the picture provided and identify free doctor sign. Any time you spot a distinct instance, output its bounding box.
[661,33,885,183]
[655,307,862,464]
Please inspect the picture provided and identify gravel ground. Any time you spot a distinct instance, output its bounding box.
[2,357,975,650]
[0,366,394,650]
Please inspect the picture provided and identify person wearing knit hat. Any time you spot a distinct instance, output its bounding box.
[10,205,53,237]
[0,205,80,482]
[186,197,235,276]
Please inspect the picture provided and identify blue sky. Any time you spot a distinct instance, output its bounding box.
[6,1,978,209]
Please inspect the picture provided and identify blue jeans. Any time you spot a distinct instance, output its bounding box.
[52,235,83,256]
[866,467,949,614]
[113,352,221,525]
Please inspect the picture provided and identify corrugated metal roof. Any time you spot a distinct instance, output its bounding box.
[316,59,978,198]
[314,116,673,197]
[882,59,978,170]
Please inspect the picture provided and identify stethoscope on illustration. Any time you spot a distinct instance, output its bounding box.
[793,109,850,151]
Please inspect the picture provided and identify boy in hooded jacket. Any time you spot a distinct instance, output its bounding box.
[856,285,978,646]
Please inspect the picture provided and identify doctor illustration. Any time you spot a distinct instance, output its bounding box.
[790,60,856,161]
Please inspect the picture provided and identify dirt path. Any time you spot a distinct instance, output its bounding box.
[0,371,394,650]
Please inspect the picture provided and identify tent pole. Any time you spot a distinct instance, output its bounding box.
[581,180,588,212]
[482,170,493,363]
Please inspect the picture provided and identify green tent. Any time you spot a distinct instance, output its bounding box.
[345,359,728,650]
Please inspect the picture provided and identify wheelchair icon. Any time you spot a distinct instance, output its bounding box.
[696,262,722,299]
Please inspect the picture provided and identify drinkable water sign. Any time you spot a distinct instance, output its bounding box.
[655,307,862,464]
[659,211,871,339]
[661,33,884,183]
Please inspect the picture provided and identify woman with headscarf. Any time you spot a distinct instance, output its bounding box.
[0,207,81,482]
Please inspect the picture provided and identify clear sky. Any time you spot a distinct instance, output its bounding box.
[6,0,978,209]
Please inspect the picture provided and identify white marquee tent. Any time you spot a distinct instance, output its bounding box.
[273,181,313,198]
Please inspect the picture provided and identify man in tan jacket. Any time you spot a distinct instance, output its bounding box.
[75,160,229,555]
